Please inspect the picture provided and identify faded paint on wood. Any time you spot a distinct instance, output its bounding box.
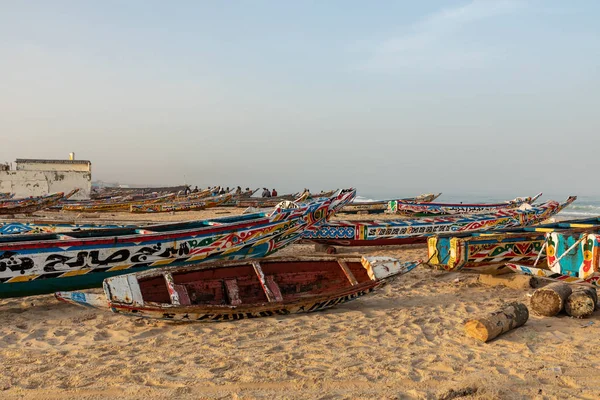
[164,272,181,305]
[252,261,277,302]
[224,279,242,305]
[337,259,358,286]
[265,275,283,302]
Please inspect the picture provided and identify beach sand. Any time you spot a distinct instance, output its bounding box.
[1,208,599,399]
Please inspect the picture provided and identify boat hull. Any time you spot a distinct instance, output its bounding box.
[304,197,576,247]
[389,193,542,217]
[341,193,442,215]
[425,216,600,272]
[109,283,385,322]
[55,256,418,322]
[0,189,356,298]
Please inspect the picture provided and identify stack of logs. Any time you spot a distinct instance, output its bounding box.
[530,282,598,318]
[465,276,598,343]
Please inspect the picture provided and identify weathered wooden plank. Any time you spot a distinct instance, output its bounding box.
[173,284,192,306]
[163,272,181,305]
[265,276,283,302]
[224,279,242,305]
[252,261,276,302]
[337,259,358,286]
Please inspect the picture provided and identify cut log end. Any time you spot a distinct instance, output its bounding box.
[530,282,572,317]
[464,320,490,342]
[565,286,598,319]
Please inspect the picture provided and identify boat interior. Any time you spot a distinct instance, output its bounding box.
[137,259,373,306]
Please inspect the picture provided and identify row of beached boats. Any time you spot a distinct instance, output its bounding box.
[0,189,586,323]
[0,187,326,214]
[0,186,544,216]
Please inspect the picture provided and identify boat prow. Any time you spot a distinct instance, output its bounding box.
[55,291,110,309]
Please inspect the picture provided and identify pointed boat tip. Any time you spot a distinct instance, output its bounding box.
[361,256,420,280]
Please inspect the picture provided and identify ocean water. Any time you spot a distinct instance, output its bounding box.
[353,194,600,220]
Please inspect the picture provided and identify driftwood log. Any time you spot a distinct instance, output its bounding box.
[565,286,598,318]
[464,302,529,342]
[478,274,540,289]
[530,282,572,317]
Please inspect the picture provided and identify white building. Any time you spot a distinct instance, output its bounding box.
[0,157,92,199]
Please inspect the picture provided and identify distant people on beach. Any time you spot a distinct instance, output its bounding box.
[219,187,226,195]
[271,188,278,197]
[184,186,191,195]
[262,188,271,198]
[192,186,199,193]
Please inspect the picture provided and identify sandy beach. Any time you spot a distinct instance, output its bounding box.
[0,208,597,399]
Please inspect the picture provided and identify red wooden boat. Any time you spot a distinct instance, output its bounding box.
[55,256,417,322]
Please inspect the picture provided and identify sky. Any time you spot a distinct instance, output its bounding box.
[1,0,599,199]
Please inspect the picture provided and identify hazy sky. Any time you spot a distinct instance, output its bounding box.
[1,0,598,198]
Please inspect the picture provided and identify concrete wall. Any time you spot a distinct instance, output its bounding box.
[0,170,91,199]
[16,162,91,173]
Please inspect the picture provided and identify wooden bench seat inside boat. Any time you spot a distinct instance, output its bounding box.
[137,259,373,307]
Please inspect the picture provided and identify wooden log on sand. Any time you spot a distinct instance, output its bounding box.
[478,274,541,289]
[530,282,572,317]
[464,302,529,343]
[565,286,598,319]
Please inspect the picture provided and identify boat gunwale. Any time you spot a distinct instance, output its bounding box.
[0,190,353,250]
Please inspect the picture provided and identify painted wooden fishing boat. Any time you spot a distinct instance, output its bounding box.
[0,193,14,200]
[55,255,417,322]
[426,217,600,272]
[130,193,232,213]
[221,189,260,206]
[236,192,309,208]
[0,220,140,235]
[62,193,177,212]
[303,196,576,247]
[0,190,79,215]
[179,188,213,200]
[0,191,67,207]
[426,232,547,273]
[0,189,355,298]
[308,190,338,199]
[388,193,543,217]
[505,220,600,286]
[92,185,190,199]
[341,193,443,215]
